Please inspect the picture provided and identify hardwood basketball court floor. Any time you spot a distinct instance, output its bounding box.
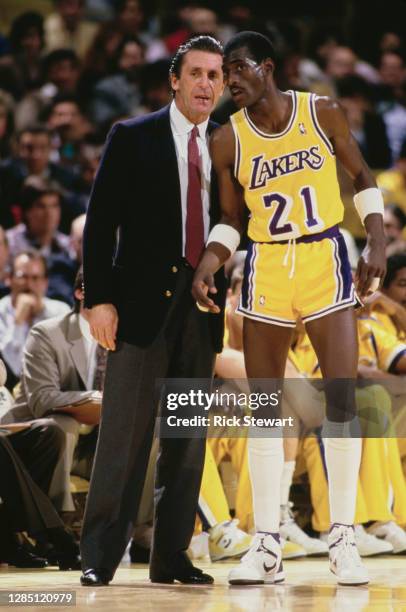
[1,557,405,611]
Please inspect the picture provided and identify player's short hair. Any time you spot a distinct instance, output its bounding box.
[224,31,276,65]
[383,253,406,288]
[169,35,223,80]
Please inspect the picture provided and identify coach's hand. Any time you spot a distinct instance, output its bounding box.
[192,271,220,314]
[355,238,386,298]
[87,303,118,350]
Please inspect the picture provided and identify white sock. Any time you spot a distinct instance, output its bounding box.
[323,432,361,526]
[248,432,284,532]
[280,460,296,508]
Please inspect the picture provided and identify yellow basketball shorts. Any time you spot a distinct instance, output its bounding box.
[237,225,359,327]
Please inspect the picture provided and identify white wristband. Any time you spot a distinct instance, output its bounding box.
[354,187,384,225]
[207,223,240,256]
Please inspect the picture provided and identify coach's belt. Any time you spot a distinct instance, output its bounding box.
[256,225,340,279]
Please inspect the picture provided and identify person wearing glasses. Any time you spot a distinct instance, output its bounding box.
[0,249,69,389]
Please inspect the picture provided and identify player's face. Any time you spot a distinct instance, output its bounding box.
[385,268,406,307]
[171,50,224,124]
[223,47,268,108]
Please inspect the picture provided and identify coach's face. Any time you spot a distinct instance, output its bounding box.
[171,50,224,124]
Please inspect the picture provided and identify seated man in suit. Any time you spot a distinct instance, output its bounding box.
[1,269,104,513]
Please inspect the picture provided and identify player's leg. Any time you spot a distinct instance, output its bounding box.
[306,307,368,585]
[229,318,292,585]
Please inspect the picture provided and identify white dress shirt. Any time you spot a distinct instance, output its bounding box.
[0,295,70,377]
[78,314,98,390]
[169,100,211,256]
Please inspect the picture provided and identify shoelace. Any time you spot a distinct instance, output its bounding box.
[331,528,362,568]
[282,238,296,279]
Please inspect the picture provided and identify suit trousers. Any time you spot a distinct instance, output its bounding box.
[0,424,64,540]
[80,264,215,576]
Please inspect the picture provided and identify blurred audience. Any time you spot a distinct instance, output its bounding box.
[0,91,15,161]
[0,227,10,299]
[90,35,145,124]
[44,0,98,58]
[0,12,44,101]
[0,250,69,388]
[383,205,406,256]
[377,140,406,211]
[0,124,76,228]
[6,178,77,304]
[337,75,391,169]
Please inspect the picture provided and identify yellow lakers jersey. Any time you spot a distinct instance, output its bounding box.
[358,315,406,372]
[230,90,344,242]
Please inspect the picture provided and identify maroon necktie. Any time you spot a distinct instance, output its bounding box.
[185,125,204,269]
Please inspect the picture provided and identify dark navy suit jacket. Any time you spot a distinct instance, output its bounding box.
[83,104,226,350]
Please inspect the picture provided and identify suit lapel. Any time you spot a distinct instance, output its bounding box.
[66,313,88,388]
[154,106,182,250]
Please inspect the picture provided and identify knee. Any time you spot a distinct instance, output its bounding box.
[47,423,66,455]
[28,419,66,454]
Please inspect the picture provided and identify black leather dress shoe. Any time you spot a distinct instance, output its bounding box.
[150,566,214,585]
[57,554,82,571]
[6,546,48,568]
[80,568,112,586]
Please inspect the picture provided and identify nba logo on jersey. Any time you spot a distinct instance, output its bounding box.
[299,122,306,135]
[259,295,266,305]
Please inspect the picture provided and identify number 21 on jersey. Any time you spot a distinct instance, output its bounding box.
[263,185,324,239]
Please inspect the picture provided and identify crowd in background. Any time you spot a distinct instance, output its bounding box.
[0,0,406,570]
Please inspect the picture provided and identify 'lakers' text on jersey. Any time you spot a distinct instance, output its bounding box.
[230,90,344,242]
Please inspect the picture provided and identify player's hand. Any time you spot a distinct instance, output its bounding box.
[192,271,220,314]
[86,303,118,350]
[355,239,386,298]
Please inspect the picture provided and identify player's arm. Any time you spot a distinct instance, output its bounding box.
[192,123,246,312]
[316,98,386,298]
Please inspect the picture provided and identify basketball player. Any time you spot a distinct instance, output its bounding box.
[192,31,386,586]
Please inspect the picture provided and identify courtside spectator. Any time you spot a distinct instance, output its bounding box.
[0,250,69,388]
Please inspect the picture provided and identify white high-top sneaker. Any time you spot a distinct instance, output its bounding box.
[328,524,369,586]
[228,532,284,585]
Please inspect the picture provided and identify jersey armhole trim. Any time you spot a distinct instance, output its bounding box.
[309,94,335,156]
[230,116,241,180]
